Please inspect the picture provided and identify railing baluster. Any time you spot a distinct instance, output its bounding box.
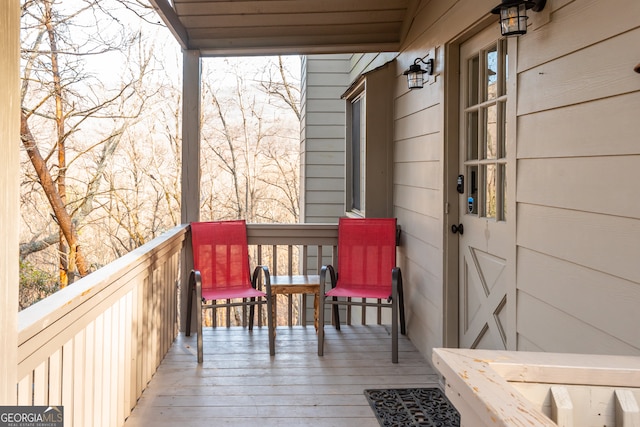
[287,245,293,326]
[302,245,308,273]
[33,360,47,405]
[49,349,62,405]
[272,245,278,275]
[301,245,308,326]
[257,244,263,327]
[18,372,32,405]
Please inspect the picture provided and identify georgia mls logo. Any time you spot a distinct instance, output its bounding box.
[0,406,63,427]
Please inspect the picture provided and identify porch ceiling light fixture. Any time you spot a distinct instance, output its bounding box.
[490,0,546,37]
[403,57,433,90]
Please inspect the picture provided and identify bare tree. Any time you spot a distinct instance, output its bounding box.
[20,0,159,286]
[18,5,303,319]
[200,57,300,224]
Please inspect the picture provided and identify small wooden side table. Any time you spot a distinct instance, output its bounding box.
[270,275,321,331]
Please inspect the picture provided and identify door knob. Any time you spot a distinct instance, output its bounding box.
[451,224,464,235]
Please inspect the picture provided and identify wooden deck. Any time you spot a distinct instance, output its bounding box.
[123,325,440,426]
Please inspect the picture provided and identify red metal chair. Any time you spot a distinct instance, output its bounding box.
[317,217,406,363]
[186,220,275,363]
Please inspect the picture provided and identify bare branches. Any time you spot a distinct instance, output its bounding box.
[19,0,170,294]
[200,57,300,225]
[257,55,301,120]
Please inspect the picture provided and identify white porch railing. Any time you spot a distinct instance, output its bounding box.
[17,225,188,427]
[15,222,392,427]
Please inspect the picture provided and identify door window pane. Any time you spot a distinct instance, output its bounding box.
[467,111,478,160]
[486,44,498,101]
[485,104,497,159]
[499,101,506,157]
[468,55,479,106]
[484,164,497,219]
[501,40,508,96]
[500,164,507,220]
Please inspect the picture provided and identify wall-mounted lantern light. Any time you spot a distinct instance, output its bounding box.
[490,0,546,37]
[403,57,434,90]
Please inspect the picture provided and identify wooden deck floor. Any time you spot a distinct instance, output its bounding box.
[123,325,440,426]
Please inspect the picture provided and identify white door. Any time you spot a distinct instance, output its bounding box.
[457,26,512,350]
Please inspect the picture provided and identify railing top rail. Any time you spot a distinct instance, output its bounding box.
[211,222,338,246]
[18,224,188,345]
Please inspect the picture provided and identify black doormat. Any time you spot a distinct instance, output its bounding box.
[364,388,460,427]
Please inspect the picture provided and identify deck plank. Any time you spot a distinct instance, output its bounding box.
[123,325,439,426]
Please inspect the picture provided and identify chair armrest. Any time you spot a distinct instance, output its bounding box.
[391,267,401,301]
[252,265,271,294]
[319,265,336,295]
[187,269,205,363]
[190,269,203,300]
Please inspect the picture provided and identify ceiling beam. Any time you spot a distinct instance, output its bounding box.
[148,0,189,50]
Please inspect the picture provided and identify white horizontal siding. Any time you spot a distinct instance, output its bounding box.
[518,92,640,158]
[517,156,640,219]
[305,99,346,113]
[304,178,343,191]
[518,27,640,115]
[513,0,640,354]
[518,248,640,351]
[517,292,640,355]
[305,151,344,166]
[301,54,350,223]
[517,203,640,287]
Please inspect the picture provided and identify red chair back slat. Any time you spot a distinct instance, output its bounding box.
[335,218,397,298]
[191,220,253,297]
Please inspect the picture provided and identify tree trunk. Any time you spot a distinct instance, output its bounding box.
[44,0,73,285]
[21,111,89,280]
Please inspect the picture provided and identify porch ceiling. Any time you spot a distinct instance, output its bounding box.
[149,0,414,56]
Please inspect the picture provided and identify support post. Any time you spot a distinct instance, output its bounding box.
[180,49,201,332]
[0,0,20,404]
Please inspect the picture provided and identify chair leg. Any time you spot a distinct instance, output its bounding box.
[186,271,194,336]
[266,296,275,356]
[248,297,255,330]
[256,265,275,356]
[392,267,403,363]
[317,294,325,356]
[398,275,406,336]
[194,272,204,364]
[392,300,398,364]
[332,297,340,331]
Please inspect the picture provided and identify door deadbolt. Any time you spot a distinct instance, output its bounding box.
[456,175,464,194]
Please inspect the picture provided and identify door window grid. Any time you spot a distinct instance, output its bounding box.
[464,39,508,221]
